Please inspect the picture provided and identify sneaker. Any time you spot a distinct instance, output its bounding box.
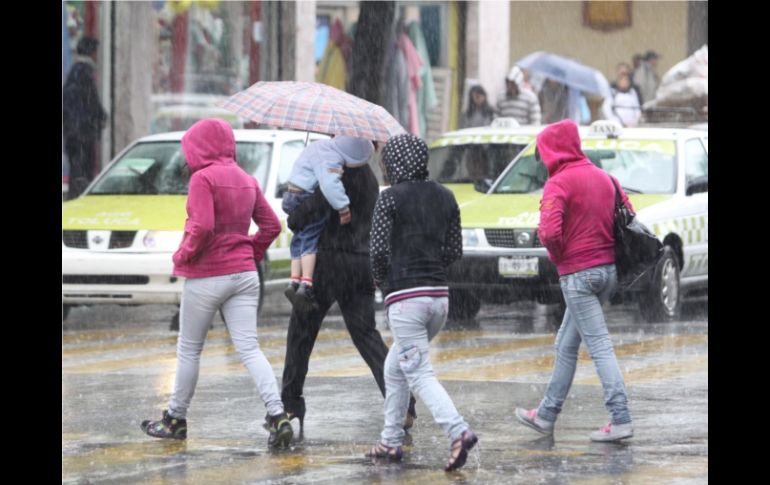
[284,281,299,304]
[590,422,633,442]
[515,407,554,435]
[141,410,187,440]
[265,412,294,448]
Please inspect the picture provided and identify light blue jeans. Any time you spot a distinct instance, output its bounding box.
[380,296,469,447]
[168,271,284,419]
[537,264,632,425]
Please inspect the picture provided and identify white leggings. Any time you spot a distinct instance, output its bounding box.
[167,271,284,419]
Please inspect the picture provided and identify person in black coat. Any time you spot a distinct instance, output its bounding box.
[280,161,416,435]
[63,36,107,199]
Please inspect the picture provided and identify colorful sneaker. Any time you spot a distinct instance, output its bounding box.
[515,407,554,435]
[141,410,187,440]
[590,422,633,442]
[265,412,294,448]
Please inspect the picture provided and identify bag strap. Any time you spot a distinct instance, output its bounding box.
[607,174,623,209]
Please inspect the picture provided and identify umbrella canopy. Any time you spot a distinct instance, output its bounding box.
[516,52,612,99]
[217,81,406,142]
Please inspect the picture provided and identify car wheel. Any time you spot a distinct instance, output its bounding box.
[448,289,481,323]
[639,246,681,322]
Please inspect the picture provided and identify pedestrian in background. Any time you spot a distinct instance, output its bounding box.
[497,66,541,125]
[63,36,106,199]
[460,84,496,128]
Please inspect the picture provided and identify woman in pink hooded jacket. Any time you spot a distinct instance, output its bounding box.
[141,118,293,448]
[514,119,634,443]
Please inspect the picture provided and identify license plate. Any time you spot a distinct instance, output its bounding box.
[498,256,538,277]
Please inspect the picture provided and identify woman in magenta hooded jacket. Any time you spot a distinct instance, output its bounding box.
[514,119,635,443]
[141,118,293,448]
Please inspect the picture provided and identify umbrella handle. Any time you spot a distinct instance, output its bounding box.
[304,131,310,147]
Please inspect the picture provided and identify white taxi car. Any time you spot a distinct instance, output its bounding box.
[451,121,708,323]
[62,129,328,323]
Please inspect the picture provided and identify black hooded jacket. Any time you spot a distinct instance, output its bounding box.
[370,135,462,297]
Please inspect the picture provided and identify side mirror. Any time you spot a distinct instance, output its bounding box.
[474,178,493,193]
[686,175,708,196]
[276,183,289,198]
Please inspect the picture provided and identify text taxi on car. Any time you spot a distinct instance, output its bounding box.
[62,129,328,327]
[427,117,542,205]
[449,120,707,324]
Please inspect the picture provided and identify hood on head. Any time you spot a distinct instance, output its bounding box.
[382,134,429,184]
[181,118,236,173]
[330,135,374,167]
[536,119,586,176]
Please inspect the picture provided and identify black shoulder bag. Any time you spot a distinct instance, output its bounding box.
[609,176,663,288]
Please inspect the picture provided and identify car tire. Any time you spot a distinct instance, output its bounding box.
[639,246,681,322]
[63,304,72,322]
[448,288,481,323]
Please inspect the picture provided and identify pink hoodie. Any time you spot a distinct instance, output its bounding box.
[172,119,281,278]
[536,120,633,276]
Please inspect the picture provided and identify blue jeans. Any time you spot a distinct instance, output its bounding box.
[282,191,327,259]
[380,296,469,447]
[537,264,632,425]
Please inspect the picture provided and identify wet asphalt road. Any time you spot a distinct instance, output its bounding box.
[63,291,707,484]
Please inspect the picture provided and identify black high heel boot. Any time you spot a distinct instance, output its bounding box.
[285,399,306,438]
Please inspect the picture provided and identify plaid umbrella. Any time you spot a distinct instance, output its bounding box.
[217,81,406,142]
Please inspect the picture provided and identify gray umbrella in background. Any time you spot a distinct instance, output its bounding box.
[516,51,612,99]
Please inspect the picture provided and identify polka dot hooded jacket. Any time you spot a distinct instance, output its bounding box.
[371,134,463,303]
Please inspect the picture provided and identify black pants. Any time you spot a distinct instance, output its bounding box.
[281,251,388,415]
[65,137,96,199]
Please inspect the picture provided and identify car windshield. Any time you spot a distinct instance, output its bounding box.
[493,139,677,194]
[89,141,273,195]
[428,140,530,184]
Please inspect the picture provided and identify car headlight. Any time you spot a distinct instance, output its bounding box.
[143,231,183,250]
[462,229,479,247]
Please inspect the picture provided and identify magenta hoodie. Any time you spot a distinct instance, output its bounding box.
[536,120,633,276]
[172,118,281,278]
